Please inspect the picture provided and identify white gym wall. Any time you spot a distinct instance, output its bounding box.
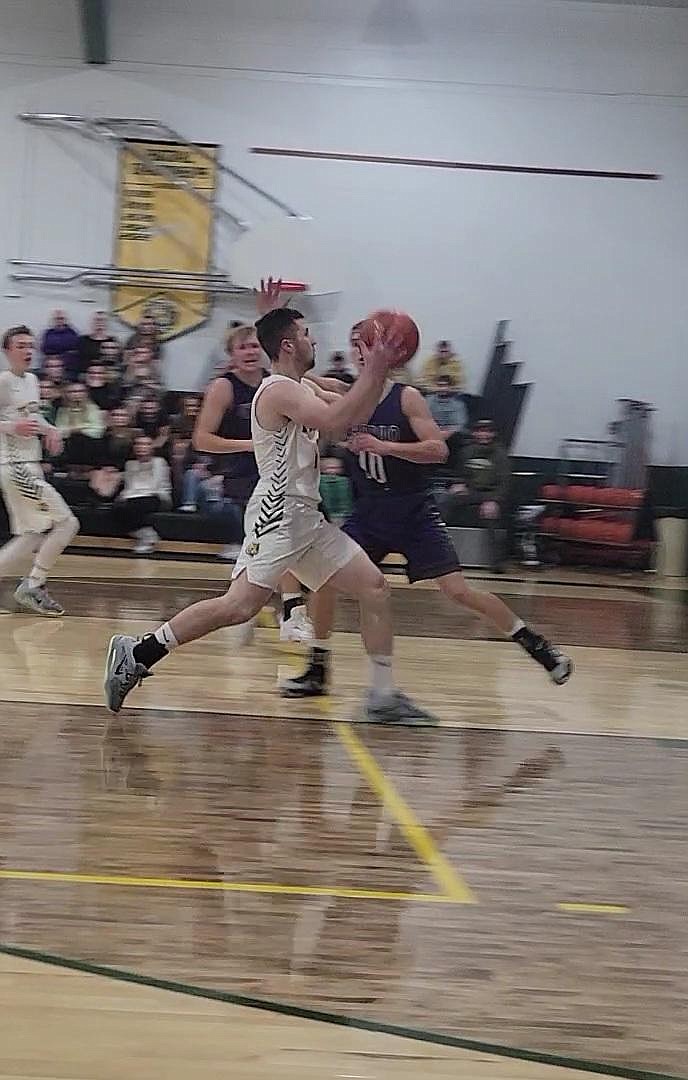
[0,0,686,459]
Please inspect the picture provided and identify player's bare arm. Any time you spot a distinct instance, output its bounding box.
[348,386,448,464]
[307,374,349,396]
[258,338,398,436]
[193,378,253,454]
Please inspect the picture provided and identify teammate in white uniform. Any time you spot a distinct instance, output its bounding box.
[0,325,79,615]
[104,307,437,725]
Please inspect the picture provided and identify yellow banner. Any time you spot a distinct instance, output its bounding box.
[113,140,218,340]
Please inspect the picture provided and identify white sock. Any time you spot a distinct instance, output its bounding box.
[510,618,525,638]
[27,563,48,589]
[369,655,394,699]
[312,639,331,652]
[155,623,179,652]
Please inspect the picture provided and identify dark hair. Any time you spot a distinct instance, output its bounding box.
[2,324,32,350]
[255,308,304,362]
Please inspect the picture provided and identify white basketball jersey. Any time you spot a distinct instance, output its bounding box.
[0,370,42,467]
[249,374,320,539]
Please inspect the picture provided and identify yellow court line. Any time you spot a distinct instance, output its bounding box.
[335,723,476,904]
[557,903,630,915]
[0,868,452,904]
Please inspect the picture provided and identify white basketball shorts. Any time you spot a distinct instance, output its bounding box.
[0,462,73,536]
[232,497,360,592]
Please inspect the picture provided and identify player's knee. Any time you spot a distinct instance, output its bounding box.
[218,583,261,627]
[440,572,469,603]
[64,512,79,539]
[53,512,79,541]
[365,568,390,606]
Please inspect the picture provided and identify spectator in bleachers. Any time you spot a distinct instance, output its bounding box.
[435,418,510,572]
[77,312,119,375]
[39,378,61,426]
[126,314,162,361]
[55,383,106,470]
[171,394,201,440]
[169,435,195,509]
[427,374,469,437]
[84,363,123,413]
[98,406,137,471]
[324,351,356,386]
[42,353,66,389]
[120,347,163,422]
[100,338,124,371]
[111,434,171,554]
[179,455,210,512]
[420,339,464,391]
[319,456,353,525]
[40,310,80,376]
[135,397,170,453]
[182,460,242,536]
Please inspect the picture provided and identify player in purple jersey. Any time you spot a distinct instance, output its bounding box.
[281,323,573,697]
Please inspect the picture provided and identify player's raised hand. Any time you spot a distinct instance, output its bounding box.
[254,276,285,316]
[357,327,405,378]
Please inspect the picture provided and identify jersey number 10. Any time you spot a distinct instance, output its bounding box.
[359,451,388,485]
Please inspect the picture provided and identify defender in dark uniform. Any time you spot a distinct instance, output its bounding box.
[281,327,573,696]
[193,324,312,642]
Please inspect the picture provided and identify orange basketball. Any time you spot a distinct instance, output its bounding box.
[359,310,420,366]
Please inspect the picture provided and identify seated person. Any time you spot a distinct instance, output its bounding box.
[135,397,170,453]
[323,351,356,386]
[41,354,67,392]
[41,309,80,376]
[55,382,106,469]
[427,374,469,438]
[110,434,172,554]
[125,314,163,361]
[435,418,511,572]
[171,394,201,440]
[77,311,119,375]
[168,434,195,509]
[98,406,137,471]
[84,363,123,412]
[38,378,61,426]
[100,338,124,370]
[419,339,464,391]
[121,345,161,399]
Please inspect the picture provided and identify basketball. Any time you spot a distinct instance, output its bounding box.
[359,309,420,366]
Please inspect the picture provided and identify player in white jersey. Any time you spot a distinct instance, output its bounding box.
[104,307,437,725]
[0,325,79,615]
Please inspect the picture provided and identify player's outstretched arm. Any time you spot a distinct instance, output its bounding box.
[306,374,349,396]
[348,387,448,464]
[259,336,400,436]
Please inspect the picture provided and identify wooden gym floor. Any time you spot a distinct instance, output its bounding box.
[0,555,686,1080]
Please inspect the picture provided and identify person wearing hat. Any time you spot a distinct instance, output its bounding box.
[436,418,510,572]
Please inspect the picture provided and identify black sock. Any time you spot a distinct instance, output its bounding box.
[282,595,305,621]
[512,625,540,650]
[310,646,330,672]
[133,634,168,669]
